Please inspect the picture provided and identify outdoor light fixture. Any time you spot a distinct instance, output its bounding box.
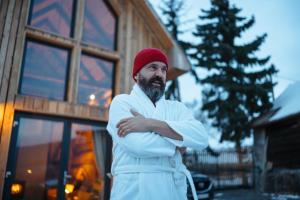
[11,183,23,195]
[10,181,25,198]
[65,183,75,194]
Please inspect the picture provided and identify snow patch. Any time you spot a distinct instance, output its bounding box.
[263,193,300,200]
[270,81,300,121]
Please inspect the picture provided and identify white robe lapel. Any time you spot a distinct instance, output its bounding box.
[131,84,165,119]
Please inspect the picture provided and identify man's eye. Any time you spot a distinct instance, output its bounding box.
[150,65,157,70]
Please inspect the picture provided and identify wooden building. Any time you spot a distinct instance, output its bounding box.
[252,81,300,194]
[0,0,191,199]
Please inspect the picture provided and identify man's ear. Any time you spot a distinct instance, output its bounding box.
[135,74,139,80]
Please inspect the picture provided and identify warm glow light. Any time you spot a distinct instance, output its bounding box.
[27,169,32,174]
[89,94,96,100]
[65,184,75,194]
[11,183,23,195]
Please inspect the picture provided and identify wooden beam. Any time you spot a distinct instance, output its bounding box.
[0,0,24,197]
[107,0,121,16]
[67,0,84,104]
[81,43,120,61]
[25,27,75,48]
[130,0,173,49]
[0,0,15,90]
[0,0,10,47]
[112,0,124,95]
[14,95,108,121]
[124,1,134,93]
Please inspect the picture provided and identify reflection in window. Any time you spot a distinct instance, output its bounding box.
[77,54,114,107]
[28,0,75,37]
[66,123,107,200]
[82,0,117,50]
[14,117,64,200]
[19,40,70,100]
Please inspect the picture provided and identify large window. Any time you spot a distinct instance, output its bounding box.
[20,0,118,106]
[78,54,114,107]
[19,40,70,100]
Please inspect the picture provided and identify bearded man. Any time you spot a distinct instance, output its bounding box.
[107,48,208,200]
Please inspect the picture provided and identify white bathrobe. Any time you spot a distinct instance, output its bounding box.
[107,84,208,200]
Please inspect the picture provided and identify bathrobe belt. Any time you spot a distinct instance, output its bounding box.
[113,165,198,200]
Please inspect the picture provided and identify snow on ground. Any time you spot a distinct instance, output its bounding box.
[214,189,300,200]
[263,193,300,200]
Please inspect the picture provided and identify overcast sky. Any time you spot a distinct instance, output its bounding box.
[149,0,300,103]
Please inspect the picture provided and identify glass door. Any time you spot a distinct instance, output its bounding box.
[3,113,67,200]
[65,124,108,200]
[3,113,111,200]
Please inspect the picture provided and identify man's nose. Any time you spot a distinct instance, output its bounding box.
[155,68,165,78]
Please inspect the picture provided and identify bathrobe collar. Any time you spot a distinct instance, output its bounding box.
[131,84,165,108]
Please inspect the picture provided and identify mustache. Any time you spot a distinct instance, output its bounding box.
[149,76,164,86]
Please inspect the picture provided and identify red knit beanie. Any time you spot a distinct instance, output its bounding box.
[132,48,168,81]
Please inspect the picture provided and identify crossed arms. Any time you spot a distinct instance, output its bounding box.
[117,109,183,141]
[106,96,208,158]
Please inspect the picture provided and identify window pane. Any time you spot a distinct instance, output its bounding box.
[82,0,116,50]
[77,54,113,107]
[67,123,107,200]
[13,117,64,200]
[28,0,75,37]
[20,40,69,100]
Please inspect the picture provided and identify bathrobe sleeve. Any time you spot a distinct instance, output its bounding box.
[107,95,176,158]
[164,102,209,151]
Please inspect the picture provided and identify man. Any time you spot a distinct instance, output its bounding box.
[107,48,208,200]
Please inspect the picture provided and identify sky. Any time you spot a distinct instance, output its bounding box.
[149,0,300,103]
[149,0,300,149]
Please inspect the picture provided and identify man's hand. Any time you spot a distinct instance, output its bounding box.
[116,109,150,137]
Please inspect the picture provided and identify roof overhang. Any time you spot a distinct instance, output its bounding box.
[252,110,300,129]
[167,43,192,80]
[252,81,300,129]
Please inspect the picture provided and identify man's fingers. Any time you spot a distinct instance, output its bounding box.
[116,117,132,128]
[117,123,129,136]
[118,125,131,137]
[118,126,125,137]
[117,124,125,136]
[121,130,130,137]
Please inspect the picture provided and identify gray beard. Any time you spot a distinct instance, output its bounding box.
[138,75,165,104]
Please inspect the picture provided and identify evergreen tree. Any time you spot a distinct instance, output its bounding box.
[160,0,189,101]
[190,0,277,147]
